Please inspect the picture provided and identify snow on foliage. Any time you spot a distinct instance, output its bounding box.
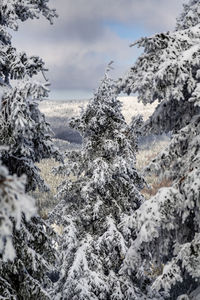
[0,214,57,299]
[0,80,62,191]
[49,68,153,300]
[0,1,61,299]
[0,160,57,299]
[119,0,200,135]
[120,1,200,298]
[0,160,35,261]
[176,0,200,30]
[0,0,62,191]
[145,114,200,182]
[1,0,57,31]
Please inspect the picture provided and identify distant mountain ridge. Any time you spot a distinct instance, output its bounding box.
[39,97,158,144]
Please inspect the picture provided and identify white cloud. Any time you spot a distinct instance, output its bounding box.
[12,0,186,91]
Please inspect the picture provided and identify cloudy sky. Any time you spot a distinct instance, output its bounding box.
[13,0,186,99]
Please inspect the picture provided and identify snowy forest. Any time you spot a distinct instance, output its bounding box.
[0,0,200,299]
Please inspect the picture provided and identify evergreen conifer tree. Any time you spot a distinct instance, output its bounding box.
[0,0,62,192]
[122,114,200,299]
[49,67,152,300]
[0,160,57,299]
[120,1,200,299]
[119,0,200,135]
[0,1,60,298]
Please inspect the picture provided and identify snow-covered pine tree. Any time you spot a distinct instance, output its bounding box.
[0,0,62,192]
[122,114,200,299]
[0,160,57,299]
[49,67,153,300]
[119,0,200,135]
[119,1,200,299]
[0,2,60,299]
